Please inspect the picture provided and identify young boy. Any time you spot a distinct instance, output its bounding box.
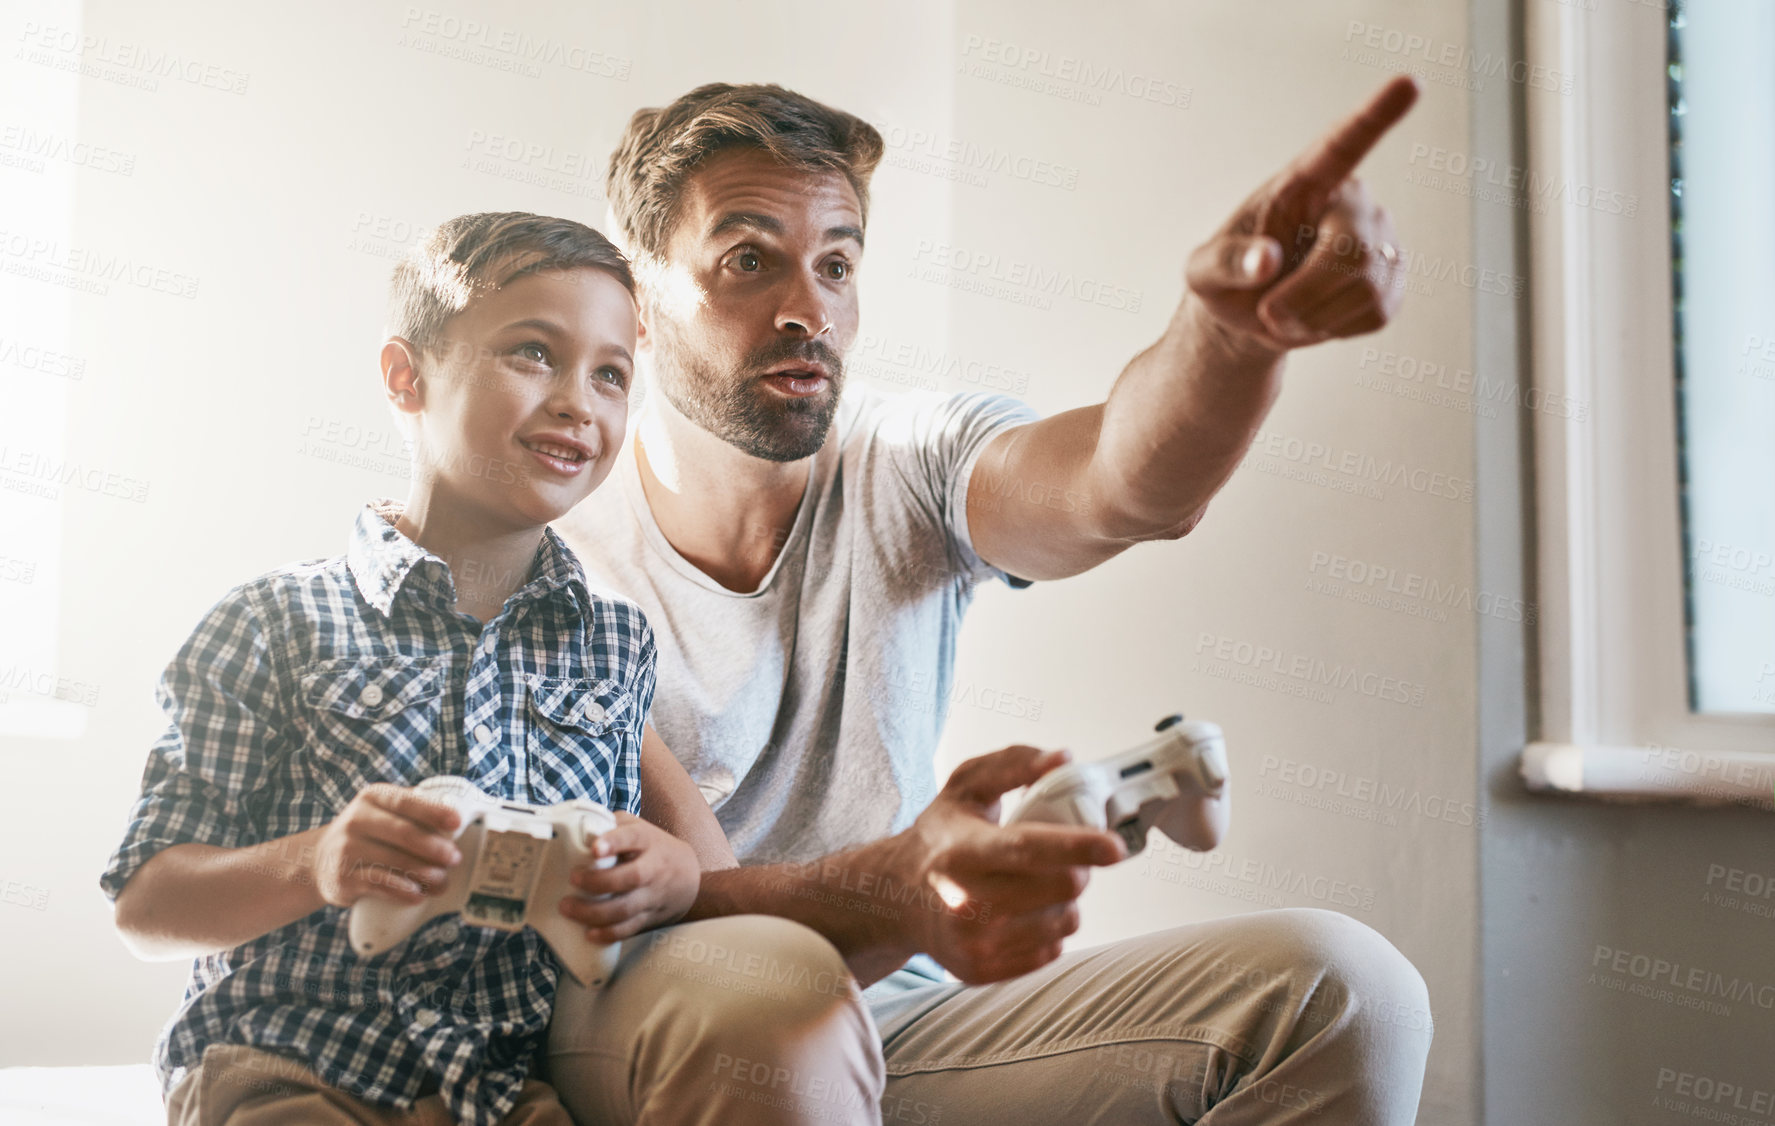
[101,212,723,1126]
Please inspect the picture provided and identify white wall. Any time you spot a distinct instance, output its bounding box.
[2,2,1488,1122]
[931,3,1479,1121]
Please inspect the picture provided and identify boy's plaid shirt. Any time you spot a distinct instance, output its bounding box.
[101,500,655,1126]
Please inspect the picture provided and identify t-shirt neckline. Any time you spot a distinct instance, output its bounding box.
[619,410,837,599]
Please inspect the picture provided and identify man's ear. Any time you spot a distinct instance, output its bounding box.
[634,290,653,359]
[381,338,424,418]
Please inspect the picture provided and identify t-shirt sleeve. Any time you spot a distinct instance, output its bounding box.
[876,390,1040,589]
[100,585,284,902]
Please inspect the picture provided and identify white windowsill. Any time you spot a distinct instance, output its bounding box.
[1520,741,1775,810]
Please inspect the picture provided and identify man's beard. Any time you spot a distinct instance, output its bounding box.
[652,329,846,463]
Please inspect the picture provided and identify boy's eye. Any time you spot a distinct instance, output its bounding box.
[596,366,628,388]
[514,343,549,365]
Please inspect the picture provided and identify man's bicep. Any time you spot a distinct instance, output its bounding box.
[965,406,1134,582]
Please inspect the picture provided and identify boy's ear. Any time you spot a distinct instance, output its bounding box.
[381,338,424,418]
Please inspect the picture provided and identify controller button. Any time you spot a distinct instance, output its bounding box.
[472,723,494,744]
[357,684,384,708]
[1154,714,1185,732]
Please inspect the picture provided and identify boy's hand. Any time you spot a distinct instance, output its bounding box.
[557,813,699,942]
[312,784,464,908]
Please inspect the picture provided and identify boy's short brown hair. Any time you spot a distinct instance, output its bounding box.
[389,211,635,351]
[604,83,884,263]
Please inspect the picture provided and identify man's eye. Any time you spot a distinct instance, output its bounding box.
[825,259,852,281]
[735,251,761,272]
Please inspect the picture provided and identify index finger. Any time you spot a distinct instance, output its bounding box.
[367,784,462,834]
[973,822,1127,873]
[1288,75,1420,190]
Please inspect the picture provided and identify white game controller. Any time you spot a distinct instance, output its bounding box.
[1006,715,1230,856]
[347,776,622,986]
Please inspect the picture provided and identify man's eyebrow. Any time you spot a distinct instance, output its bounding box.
[706,212,782,241]
[705,212,865,251]
[826,224,865,251]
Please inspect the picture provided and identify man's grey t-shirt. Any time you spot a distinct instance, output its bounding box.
[555,387,1035,866]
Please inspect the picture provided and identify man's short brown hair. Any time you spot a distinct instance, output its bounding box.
[605,83,884,262]
[389,211,635,351]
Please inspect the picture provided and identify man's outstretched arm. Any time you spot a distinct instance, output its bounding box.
[969,75,1420,582]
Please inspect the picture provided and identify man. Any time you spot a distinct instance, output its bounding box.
[548,78,1431,1125]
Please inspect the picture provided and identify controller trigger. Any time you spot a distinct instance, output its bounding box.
[1155,714,1185,732]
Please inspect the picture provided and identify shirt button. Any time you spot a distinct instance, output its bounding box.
[480,635,497,656]
[582,702,606,724]
[435,921,460,944]
[472,723,494,744]
[413,1008,439,1030]
[358,683,384,708]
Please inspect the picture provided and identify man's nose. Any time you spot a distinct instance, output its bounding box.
[774,268,833,338]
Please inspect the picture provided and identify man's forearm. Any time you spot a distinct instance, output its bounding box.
[682,832,930,987]
[1087,293,1286,541]
[113,830,329,961]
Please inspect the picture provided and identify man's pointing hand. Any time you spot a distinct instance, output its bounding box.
[1186,74,1420,352]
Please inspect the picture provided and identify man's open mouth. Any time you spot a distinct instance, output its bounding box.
[762,369,829,395]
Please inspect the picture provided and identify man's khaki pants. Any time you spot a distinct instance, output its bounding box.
[546,908,1432,1125]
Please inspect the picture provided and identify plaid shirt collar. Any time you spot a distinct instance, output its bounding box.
[347,499,589,618]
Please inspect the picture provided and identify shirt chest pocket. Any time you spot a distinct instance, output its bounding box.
[523,674,636,809]
[298,657,448,811]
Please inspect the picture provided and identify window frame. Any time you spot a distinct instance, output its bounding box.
[1519,0,1775,805]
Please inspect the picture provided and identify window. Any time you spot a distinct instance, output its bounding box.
[1519,0,1775,803]
[1669,0,1775,716]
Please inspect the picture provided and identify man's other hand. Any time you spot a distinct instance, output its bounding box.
[1186,74,1420,353]
[907,746,1126,985]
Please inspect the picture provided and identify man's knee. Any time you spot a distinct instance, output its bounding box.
[1253,908,1433,1043]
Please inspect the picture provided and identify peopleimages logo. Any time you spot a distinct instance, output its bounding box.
[957,34,1192,110]
[1406,143,1638,217]
[907,240,1143,313]
[1255,754,1483,828]
[1591,944,1775,1013]
[1308,551,1535,625]
[1193,632,1429,708]
[1656,1069,1775,1118]
[1341,21,1575,95]
[1244,426,1476,503]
